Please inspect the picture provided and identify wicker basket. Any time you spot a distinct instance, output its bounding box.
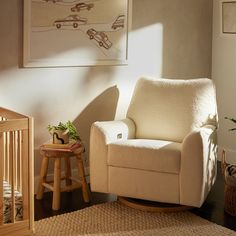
[221,150,236,216]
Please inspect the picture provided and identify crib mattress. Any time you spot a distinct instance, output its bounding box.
[3,181,23,223]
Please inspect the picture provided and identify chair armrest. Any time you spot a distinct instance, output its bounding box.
[92,118,136,144]
[89,118,135,193]
[180,126,217,207]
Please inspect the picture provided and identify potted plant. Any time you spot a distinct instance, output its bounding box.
[47,121,80,144]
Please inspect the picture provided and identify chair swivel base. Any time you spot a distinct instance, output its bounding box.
[118,197,193,213]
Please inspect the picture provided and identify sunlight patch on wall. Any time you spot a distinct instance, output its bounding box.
[112,23,164,119]
[128,23,163,76]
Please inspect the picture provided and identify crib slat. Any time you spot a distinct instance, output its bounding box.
[9,132,13,187]
[0,133,4,225]
[5,132,9,184]
[14,131,19,192]
[22,129,29,220]
[9,132,14,223]
[11,132,16,223]
[16,131,21,192]
[17,131,22,193]
[15,131,19,192]
[2,132,6,184]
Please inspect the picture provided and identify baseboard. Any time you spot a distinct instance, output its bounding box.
[218,146,236,164]
[34,166,90,194]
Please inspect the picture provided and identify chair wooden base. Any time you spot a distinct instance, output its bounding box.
[118,197,193,213]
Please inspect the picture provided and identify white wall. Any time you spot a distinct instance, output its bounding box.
[0,0,213,183]
[212,0,236,164]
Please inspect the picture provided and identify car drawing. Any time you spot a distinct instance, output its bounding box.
[112,15,125,30]
[71,2,94,12]
[87,28,112,49]
[53,15,87,29]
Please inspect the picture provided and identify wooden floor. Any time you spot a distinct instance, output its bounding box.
[34,162,236,232]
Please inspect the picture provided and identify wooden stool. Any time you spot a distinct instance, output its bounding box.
[36,142,90,210]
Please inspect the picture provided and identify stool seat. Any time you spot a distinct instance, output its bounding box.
[36,142,90,210]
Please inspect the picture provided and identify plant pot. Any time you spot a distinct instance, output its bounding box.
[52,130,69,144]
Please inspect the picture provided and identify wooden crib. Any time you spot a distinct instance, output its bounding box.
[0,107,34,235]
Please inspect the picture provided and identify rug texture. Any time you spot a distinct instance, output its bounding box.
[34,201,236,236]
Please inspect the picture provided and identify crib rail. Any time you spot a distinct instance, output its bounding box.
[0,107,34,235]
[0,107,27,119]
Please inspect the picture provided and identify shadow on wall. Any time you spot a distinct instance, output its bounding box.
[73,85,119,165]
[80,65,117,92]
[34,86,119,176]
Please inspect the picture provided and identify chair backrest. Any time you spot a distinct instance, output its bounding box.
[126,77,217,142]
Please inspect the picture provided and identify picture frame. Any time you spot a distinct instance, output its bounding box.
[222,1,236,34]
[23,0,132,67]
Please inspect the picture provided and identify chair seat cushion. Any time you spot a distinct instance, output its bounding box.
[108,139,182,174]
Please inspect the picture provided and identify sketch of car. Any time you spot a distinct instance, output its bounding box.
[112,15,125,30]
[87,28,112,49]
[53,15,87,29]
[71,2,94,12]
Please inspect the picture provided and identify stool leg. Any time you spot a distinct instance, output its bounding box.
[36,156,49,200]
[76,154,90,203]
[52,157,61,210]
[64,157,72,187]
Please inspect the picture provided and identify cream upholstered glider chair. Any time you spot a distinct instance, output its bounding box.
[90,77,218,207]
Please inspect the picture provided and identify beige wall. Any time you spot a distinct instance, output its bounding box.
[212,0,236,164]
[0,0,213,182]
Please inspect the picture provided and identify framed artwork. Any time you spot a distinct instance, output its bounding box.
[222,1,236,34]
[23,0,132,67]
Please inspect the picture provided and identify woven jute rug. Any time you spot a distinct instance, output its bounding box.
[34,201,236,236]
